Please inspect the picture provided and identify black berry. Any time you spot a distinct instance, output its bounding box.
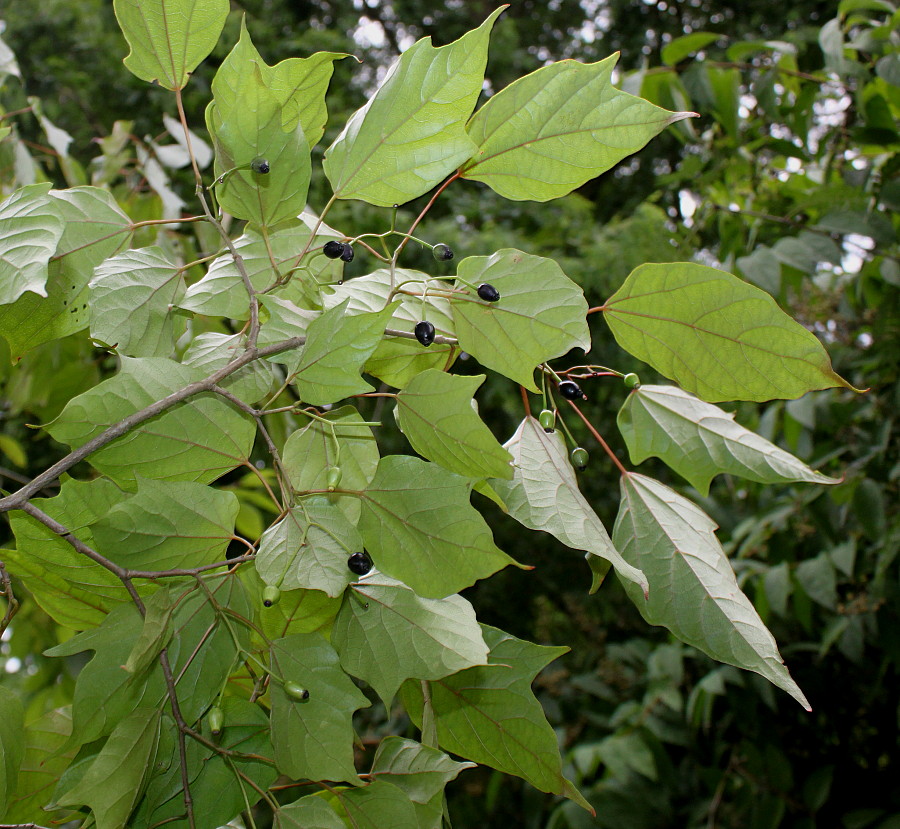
[339,243,354,263]
[250,158,270,174]
[414,321,436,347]
[477,283,500,302]
[323,241,344,259]
[348,551,373,576]
[433,243,454,261]
[558,380,585,401]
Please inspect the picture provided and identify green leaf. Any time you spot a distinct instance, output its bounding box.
[613,472,810,709]
[57,707,160,829]
[661,32,721,66]
[91,477,240,571]
[0,183,65,304]
[269,633,370,782]
[47,357,256,486]
[0,685,25,815]
[400,625,590,811]
[182,332,275,404]
[0,187,132,359]
[452,250,590,391]
[370,737,475,829]
[358,455,518,598]
[257,295,317,349]
[113,0,228,90]
[333,573,489,704]
[331,780,421,829]
[275,795,346,829]
[7,478,131,628]
[89,246,185,357]
[491,416,648,594]
[395,370,513,479]
[461,55,694,201]
[256,500,360,596]
[618,384,841,495]
[323,8,504,205]
[283,406,380,524]
[287,299,400,405]
[603,263,858,402]
[123,587,175,676]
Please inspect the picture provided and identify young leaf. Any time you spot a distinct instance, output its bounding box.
[490,416,648,594]
[395,370,513,480]
[57,707,161,829]
[613,472,811,710]
[324,8,504,205]
[256,500,360,596]
[0,182,65,304]
[400,625,591,812]
[89,246,185,358]
[0,685,25,815]
[269,633,371,782]
[618,384,841,495]
[452,250,590,391]
[47,357,256,487]
[332,573,489,704]
[358,455,520,598]
[461,54,694,201]
[602,262,857,402]
[113,0,229,90]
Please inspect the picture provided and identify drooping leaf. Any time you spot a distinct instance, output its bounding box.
[0,183,65,304]
[269,633,370,782]
[618,384,841,495]
[57,707,160,829]
[181,332,275,404]
[613,472,811,709]
[323,8,503,205]
[256,499,360,596]
[47,357,256,487]
[452,250,590,391]
[91,477,240,571]
[400,625,590,811]
[333,573,489,704]
[0,685,25,815]
[358,455,519,598]
[461,54,694,201]
[602,262,856,402]
[395,370,512,479]
[88,246,185,357]
[491,416,647,594]
[123,587,175,677]
[113,0,229,90]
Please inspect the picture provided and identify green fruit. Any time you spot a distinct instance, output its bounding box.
[432,243,454,261]
[262,586,281,608]
[326,465,342,491]
[284,681,310,702]
[538,409,556,432]
[250,158,270,174]
[208,705,224,735]
[571,447,589,471]
[623,372,641,389]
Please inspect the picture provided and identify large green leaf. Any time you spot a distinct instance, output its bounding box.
[461,54,693,201]
[602,262,855,402]
[269,633,370,782]
[491,416,648,594]
[57,707,160,829]
[91,477,240,571]
[0,183,65,304]
[618,384,841,495]
[0,685,25,815]
[452,250,590,391]
[113,0,228,90]
[7,478,131,628]
[395,370,512,480]
[400,625,590,811]
[47,357,256,487]
[256,500,360,596]
[323,8,503,205]
[613,472,810,709]
[358,455,518,598]
[0,187,132,359]
[88,246,185,357]
[332,573,489,704]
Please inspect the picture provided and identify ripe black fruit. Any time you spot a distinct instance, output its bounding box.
[433,243,454,261]
[477,283,500,302]
[348,551,373,576]
[414,321,436,347]
[323,241,344,259]
[339,243,354,263]
[250,158,270,174]
[558,380,585,401]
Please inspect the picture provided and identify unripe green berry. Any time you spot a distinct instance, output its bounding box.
[326,466,342,491]
[250,158,270,174]
[262,586,281,608]
[208,705,224,735]
[538,409,556,432]
[571,447,589,471]
[623,372,641,389]
[432,243,454,261]
[284,681,310,702]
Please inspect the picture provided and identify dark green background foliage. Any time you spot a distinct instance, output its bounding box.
[0,1,897,828]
